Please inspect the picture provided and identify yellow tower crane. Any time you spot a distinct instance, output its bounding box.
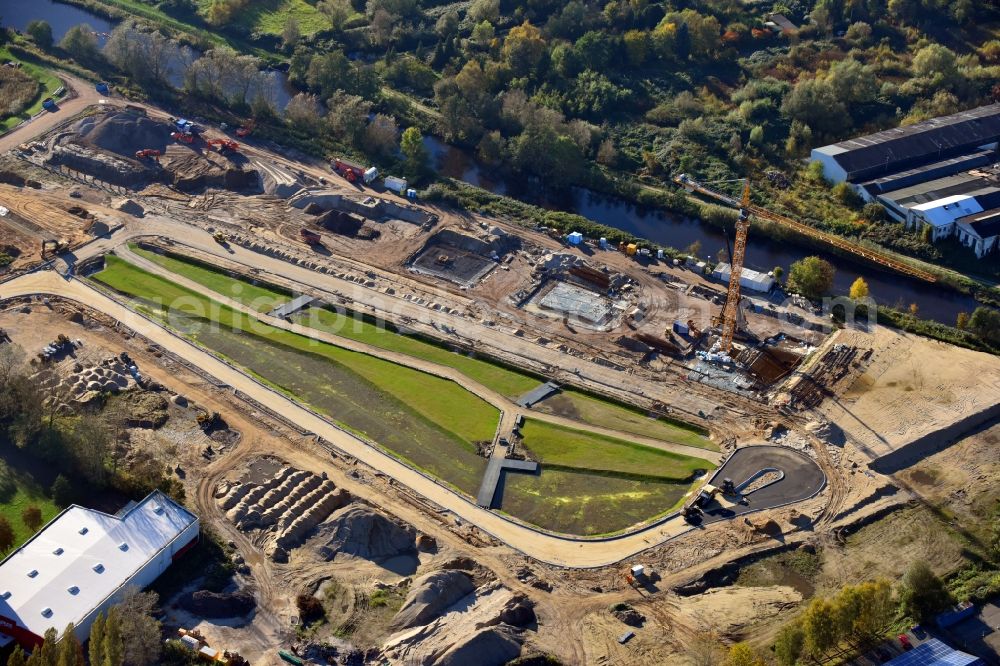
[717,181,752,354]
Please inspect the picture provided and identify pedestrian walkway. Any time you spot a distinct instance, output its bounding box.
[476,450,539,508]
[268,295,315,319]
[516,381,560,408]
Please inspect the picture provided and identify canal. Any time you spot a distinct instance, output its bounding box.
[423,136,979,325]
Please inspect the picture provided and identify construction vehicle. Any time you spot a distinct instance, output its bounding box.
[40,239,66,257]
[299,228,321,244]
[277,651,304,666]
[134,148,161,160]
[213,232,229,245]
[41,98,57,112]
[711,180,753,354]
[235,120,254,137]
[674,173,937,284]
[95,82,110,95]
[171,131,195,144]
[206,138,239,153]
[332,158,378,184]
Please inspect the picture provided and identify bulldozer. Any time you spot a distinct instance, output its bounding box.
[41,239,67,258]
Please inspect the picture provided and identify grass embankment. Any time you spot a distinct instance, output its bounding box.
[0,460,60,550]
[131,245,290,311]
[0,47,64,131]
[130,246,543,398]
[533,389,715,451]
[94,256,498,486]
[519,419,711,482]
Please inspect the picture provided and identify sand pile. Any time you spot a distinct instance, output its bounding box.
[72,111,171,157]
[315,505,416,561]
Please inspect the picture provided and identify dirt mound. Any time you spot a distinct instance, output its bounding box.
[391,570,475,630]
[113,198,144,217]
[117,390,169,428]
[72,111,171,157]
[0,171,26,187]
[180,589,255,618]
[435,626,522,666]
[315,505,416,561]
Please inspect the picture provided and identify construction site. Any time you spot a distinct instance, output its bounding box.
[3,80,1000,665]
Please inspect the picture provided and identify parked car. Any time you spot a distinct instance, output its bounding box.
[899,634,913,651]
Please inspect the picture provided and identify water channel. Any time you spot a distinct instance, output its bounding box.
[423,136,980,325]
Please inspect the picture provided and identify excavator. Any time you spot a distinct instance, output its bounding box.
[206,138,240,154]
[134,148,161,160]
[171,131,195,144]
[235,120,255,138]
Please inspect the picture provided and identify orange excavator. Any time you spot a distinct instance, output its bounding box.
[235,120,254,138]
[207,138,240,153]
[135,148,161,160]
[171,131,195,144]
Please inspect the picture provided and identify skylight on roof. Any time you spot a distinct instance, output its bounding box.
[118,542,128,552]
[27,569,37,578]
[53,548,64,556]
[92,563,104,573]
[67,586,79,595]
[40,608,52,618]
[78,527,88,535]
[1,591,10,600]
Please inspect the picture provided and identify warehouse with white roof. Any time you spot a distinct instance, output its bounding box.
[0,491,198,651]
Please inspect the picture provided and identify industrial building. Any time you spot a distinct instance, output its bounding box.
[957,208,1000,257]
[811,103,1000,190]
[712,263,775,293]
[0,491,199,651]
[882,638,983,666]
[811,105,1000,257]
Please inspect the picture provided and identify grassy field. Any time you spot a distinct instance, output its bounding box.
[127,247,541,398]
[95,256,496,492]
[502,467,689,536]
[519,419,711,481]
[0,48,64,131]
[533,390,715,450]
[131,245,290,312]
[0,460,60,551]
[194,0,330,36]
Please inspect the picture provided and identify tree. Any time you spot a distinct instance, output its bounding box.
[468,0,499,23]
[789,256,835,299]
[318,0,351,31]
[0,516,13,553]
[748,125,765,147]
[782,78,849,137]
[774,622,805,666]
[900,560,952,622]
[283,93,323,133]
[364,113,398,156]
[281,16,301,51]
[723,643,766,666]
[956,311,970,330]
[912,44,960,89]
[51,474,72,506]
[117,588,161,666]
[838,579,894,644]
[57,623,85,666]
[969,307,1000,344]
[59,24,101,63]
[849,277,869,300]
[88,613,106,666]
[103,606,124,666]
[26,20,53,49]
[400,127,429,180]
[773,266,784,281]
[325,91,371,143]
[502,21,546,76]
[21,505,42,531]
[8,646,27,666]
[802,597,839,659]
[623,30,650,67]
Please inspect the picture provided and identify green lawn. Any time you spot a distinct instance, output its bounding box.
[519,419,711,482]
[131,245,290,312]
[0,461,60,551]
[0,48,64,131]
[195,0,330,36]
[95,255,498,445]
[126,247,541,398]
[533,389,716,450]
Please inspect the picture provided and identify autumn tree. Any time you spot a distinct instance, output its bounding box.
[0,516,13,553]
[802,597,839,660]
[26,21,54,49]
[118,588,162,666]
[723,642,767,666]
[88,612,106,666]
[283,93,324,134]
[969,307,1000,345]
[8,646,27,666]
[57,623,85,666]
[364,113,399,156]
[849,277,869,300]
[789,256,835,300]
[21,505,42,531]
[103,607,124,666]
[59,24,101,64]
[502,21,546,76]
[774,622,805,666]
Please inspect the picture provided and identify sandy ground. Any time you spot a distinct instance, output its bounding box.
[812,326,1000,462]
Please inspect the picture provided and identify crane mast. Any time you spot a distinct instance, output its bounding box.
[719,182,752,353]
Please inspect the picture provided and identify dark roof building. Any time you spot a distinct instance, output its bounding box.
[883,638,983,666]
[811,104,1000,185]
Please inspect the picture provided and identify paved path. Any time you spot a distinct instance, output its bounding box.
[267,294,314,319]
[476,447,539,508]
[515,381,561,408]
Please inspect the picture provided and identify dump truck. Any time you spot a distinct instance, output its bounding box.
[206,138,239,153]
[134,149,161,160]
[332,158,378,184]
[95,82,110,95]
[300,228,321,244]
